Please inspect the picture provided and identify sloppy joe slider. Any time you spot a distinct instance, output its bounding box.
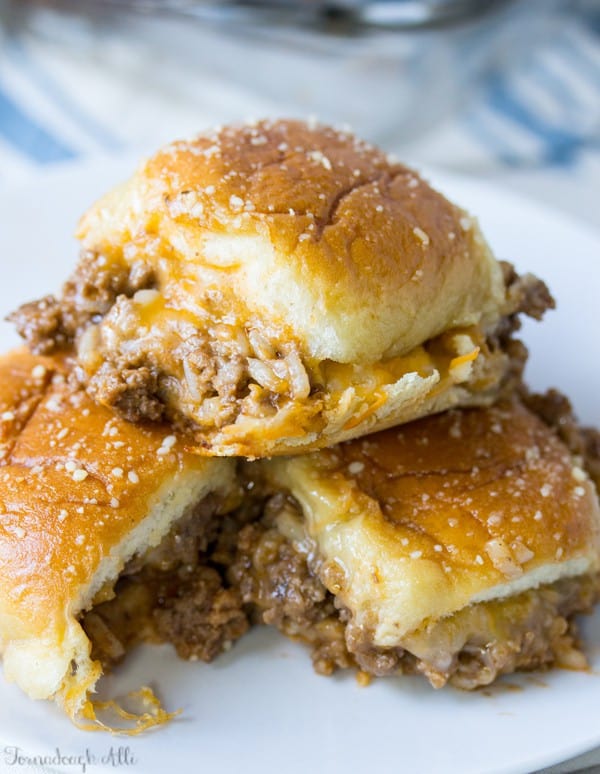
[236,398,600,687]
[11,120,552,456]
[0,349,243,728]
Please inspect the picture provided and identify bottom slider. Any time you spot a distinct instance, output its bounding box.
[240,397,600,688]
[0,349,243,729]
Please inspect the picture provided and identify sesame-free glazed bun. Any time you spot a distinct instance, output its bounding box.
[261,399,600,650]
[0,349,236,726]
[13,119,531,457]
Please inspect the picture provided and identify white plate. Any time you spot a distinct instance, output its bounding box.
[0,160,599,774]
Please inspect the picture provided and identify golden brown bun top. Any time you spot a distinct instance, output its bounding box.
[329,400,597,567]
[0,349,234,716]
[143,118,466,292]
[265,399,600,643]
[77,119,505,363]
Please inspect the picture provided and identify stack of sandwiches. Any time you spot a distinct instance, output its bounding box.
[2,119,599,730]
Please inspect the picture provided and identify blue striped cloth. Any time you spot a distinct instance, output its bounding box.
[0,3,598,184]
[466,24,600,168]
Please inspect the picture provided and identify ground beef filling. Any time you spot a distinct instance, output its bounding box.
[523,389,600,491]
[353,575,598,689]
[228,497,355,676]
[82,489,598,688]
[230,494,599,689]
[81,494,254,670]
[9,252,156,356]
[9,253,553,434]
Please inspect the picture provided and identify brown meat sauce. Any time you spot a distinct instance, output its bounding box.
[81,493,255,668]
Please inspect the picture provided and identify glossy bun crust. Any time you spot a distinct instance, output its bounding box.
[0,350,235,722]
[263,399,600,646]
[59,119,510,455]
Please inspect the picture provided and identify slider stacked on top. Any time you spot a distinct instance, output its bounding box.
[2,120,599,728]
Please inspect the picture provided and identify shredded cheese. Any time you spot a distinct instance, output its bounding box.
[344,393,388,431]
[449,347,480,371]
[76,686,180,734]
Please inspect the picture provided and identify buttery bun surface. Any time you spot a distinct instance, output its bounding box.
[80,118,504,364]
[0,349,235,722]
[262,399,600,646]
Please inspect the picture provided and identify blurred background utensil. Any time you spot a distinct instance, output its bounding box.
[0,0,598,227]
[7,0,514,29]
[3,0,592,144]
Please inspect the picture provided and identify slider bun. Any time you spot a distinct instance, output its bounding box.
[79,119,504,365]
[263,399,600,646]
[0,349,236,722]
[69,119,512,455]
